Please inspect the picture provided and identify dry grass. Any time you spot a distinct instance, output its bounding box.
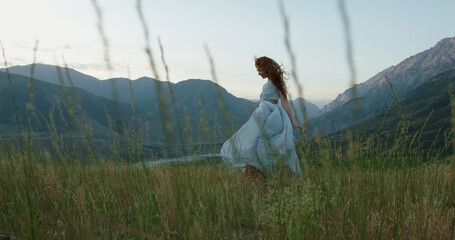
[1,147,454,239]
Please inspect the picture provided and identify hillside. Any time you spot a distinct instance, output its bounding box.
[0,71,149,140]
[290,98,321,122]
[314,36,455,134]
[335,69,455,152]
[0,64,172,103]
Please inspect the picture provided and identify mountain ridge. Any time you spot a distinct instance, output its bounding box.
[323,36,455,114]
[0,65,320,145]
[339,68,455,152]
[312,36,455,134]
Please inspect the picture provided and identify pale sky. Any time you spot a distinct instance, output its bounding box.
[0,0,454,101]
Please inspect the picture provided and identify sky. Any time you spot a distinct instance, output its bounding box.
[0,0,454,102]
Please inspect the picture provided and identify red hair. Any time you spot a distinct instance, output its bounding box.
[254,56,288,99]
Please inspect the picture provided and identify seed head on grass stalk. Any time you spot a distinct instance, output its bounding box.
[53,64,74,126]
[183,107,194,156]
[386,77,404,123]
[91,0,111,73]
[24,40,41,156]
[338,0,360,123]
[92,0,140,161]
[46,106,65,162]
[448,85,455,216]
[204,45,233,138]
[57,56,98,161]
[52,61,77,159]
[278,0,307,132]
[104,105,120,162]
[437,130,454,160]
[416,110,434,150]
[126,66,136,121]
[124,65,144,161]
[0,40,23,144]
[450,84,455,156]
[158,37,183,138]
[53,96,77,159]
[197,95,211,146]
[136,0,175,146]
[386,76,410,158]
[427,129,441,158]
[26,40,39,116]
[62,60,89,128]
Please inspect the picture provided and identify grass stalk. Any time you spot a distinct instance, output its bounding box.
[136,0,175,144]
[204,45,233,137]
[449,84,455,154]
[278,0,308,131]
[0,40,23,143]
[338,0,360,122]
[158,37,183,140]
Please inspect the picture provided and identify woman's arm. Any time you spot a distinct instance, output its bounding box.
[279,92,303,130]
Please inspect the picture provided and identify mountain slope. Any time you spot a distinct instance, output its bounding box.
[1,63,101,91]
[0,64,172,103]
[1,64,322,115]
[135,79,257,142]
[323,36,455,114]
[339,69,455,151]
[290,98,321,122]
[313,36,455,134]
[0,71,152,140]
[1,64,322,143]
[0,72,255,144]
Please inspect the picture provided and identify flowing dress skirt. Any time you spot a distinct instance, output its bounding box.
[220,99,302,176]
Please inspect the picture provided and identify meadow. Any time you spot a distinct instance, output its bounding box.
[1,138,455,239]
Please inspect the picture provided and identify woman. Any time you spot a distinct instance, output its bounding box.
[220,56,302,178]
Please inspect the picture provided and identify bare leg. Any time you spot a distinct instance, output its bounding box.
[244,164,267,183]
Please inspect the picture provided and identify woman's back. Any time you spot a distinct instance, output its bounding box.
[260,80,280,102]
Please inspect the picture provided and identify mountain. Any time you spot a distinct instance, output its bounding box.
[0,71,250,145]
[0,71,147,140]
[134,79,257,142]
[290,98,321,123]
[0,70,260,146]
[308,99,331,109]
[0,63,172,103]
[1,64,322,139]
[323,36,455,114]
[339,68,455,152]
[2,63,101,88]
[0,64,250,142]
[313,36,455,134]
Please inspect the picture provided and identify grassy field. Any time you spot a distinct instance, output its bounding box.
[1,141,454,239]
[1,1,455,239]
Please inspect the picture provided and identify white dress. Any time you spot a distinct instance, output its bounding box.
[220,80,302,176]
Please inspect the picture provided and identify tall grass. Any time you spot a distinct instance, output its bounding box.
[1,1,455,239]
[1,143,454,239]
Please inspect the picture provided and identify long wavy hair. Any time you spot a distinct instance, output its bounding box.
[254,56,288,99]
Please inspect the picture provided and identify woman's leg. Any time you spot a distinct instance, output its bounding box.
[244,164,267,182]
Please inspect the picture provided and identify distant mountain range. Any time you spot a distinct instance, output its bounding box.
[307,99,331,109]
[2,63,174,103]
[2,35,455,151]
[0,64,321,146]
[312,36,455,134]
[289,98,321,124]
[0,71,143,139]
